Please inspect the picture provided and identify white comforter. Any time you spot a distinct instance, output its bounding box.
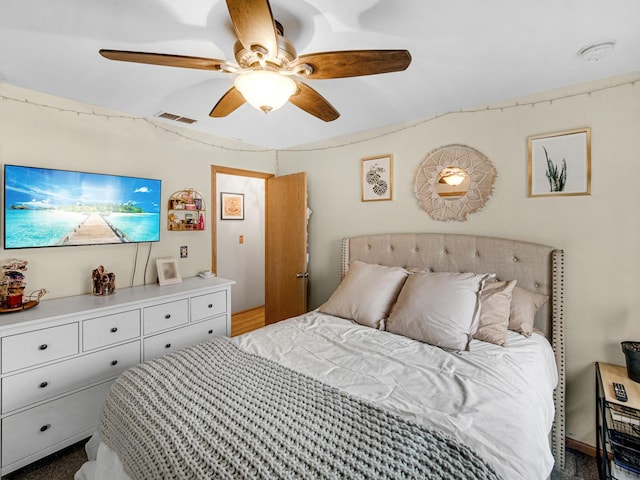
[76,312,558,480]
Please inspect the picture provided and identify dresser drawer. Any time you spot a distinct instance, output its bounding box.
[2,340,140,414]
[2,380,112,468]
[190,291,227,322]
[83,310,141,351]
[2,323,79,374]
[143,299,189,335]
[143,317,225,361]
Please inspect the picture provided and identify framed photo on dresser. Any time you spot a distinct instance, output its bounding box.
[157,257,182,286]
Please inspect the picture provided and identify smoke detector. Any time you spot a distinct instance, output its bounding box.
[578,40,616,61]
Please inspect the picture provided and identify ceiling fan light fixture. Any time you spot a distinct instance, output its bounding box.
[99,0,412,122]
[234,71,296,113]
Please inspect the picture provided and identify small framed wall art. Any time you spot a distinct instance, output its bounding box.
[220,192,244,220]
[528,127,591,197]
[361,154,393,202]
[157,257,182,286]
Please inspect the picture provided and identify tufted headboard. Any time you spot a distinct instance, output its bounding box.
[340,233,565,469]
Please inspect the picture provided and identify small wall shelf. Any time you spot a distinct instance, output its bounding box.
[167,189,205,231]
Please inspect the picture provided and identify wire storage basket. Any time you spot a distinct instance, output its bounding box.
[608,402,640,476]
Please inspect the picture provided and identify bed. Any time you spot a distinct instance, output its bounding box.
[75,233,565,480]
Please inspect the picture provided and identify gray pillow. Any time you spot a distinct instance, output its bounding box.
[318,261,409,329]
[509,286,548,337]
[386,272,490,351]
[474,280,517,345]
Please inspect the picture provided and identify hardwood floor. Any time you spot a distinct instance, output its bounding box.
[231,306,265,336]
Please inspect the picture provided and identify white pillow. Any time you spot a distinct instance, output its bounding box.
[386,272,490,351]
[318,261,409,329]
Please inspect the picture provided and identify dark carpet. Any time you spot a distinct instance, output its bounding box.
[551,448,599,480]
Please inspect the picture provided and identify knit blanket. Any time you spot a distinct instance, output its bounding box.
[99,337,501,480]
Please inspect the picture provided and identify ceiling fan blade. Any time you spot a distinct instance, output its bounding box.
[292,50,411,79]
[99,50,226,71]
[226,0,278,58]
[289,82,340,122]
[209,86,246,117]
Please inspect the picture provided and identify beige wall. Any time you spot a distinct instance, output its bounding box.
[3,73,639,448]
[278,72,640,446]
[0,84,275,298]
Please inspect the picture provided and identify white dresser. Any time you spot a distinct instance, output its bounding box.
[0,276,234,475]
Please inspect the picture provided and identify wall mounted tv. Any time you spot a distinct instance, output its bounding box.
[3,165,162,249]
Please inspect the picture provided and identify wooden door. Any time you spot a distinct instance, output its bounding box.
[265,172,308,324]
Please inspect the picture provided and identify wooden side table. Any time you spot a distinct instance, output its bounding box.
[596,362,640,479]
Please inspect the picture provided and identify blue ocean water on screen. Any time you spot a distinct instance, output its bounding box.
[4,210,160,248]
[3,164,162,248]
[107,213,160,242]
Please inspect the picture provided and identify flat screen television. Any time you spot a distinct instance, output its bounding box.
[4,165,162,249]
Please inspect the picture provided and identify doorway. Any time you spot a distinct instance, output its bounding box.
[211,165,308,330]
[212,166,271,333]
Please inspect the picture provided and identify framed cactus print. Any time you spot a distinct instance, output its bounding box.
[362,154,393,201]
[528,128,591,197]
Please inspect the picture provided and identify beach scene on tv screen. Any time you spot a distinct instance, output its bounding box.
[4,165,161,248]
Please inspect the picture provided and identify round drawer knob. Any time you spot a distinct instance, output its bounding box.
[111,360,118,366]
[39,381,48,389]
[208,304,213,308]
[208,329,213,334]
[110,327,118,333]
[38,344,48,351]
[40,424,50,432]
[164,314,171,319]
[165,343,171,349]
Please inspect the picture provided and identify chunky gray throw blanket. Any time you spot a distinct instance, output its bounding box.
[99,337,501,480]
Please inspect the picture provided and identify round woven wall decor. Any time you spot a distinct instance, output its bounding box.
[414,144,496,221]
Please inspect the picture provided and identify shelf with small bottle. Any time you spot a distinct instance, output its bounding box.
[167,189,206,231]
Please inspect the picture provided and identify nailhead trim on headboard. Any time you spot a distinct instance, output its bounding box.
[340,238,350,280]
[551,249,566,470]
[340,233,565,469]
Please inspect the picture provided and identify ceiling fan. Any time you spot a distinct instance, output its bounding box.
[99,0,411,122]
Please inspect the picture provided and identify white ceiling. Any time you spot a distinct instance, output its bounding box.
[1,0,639,150]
